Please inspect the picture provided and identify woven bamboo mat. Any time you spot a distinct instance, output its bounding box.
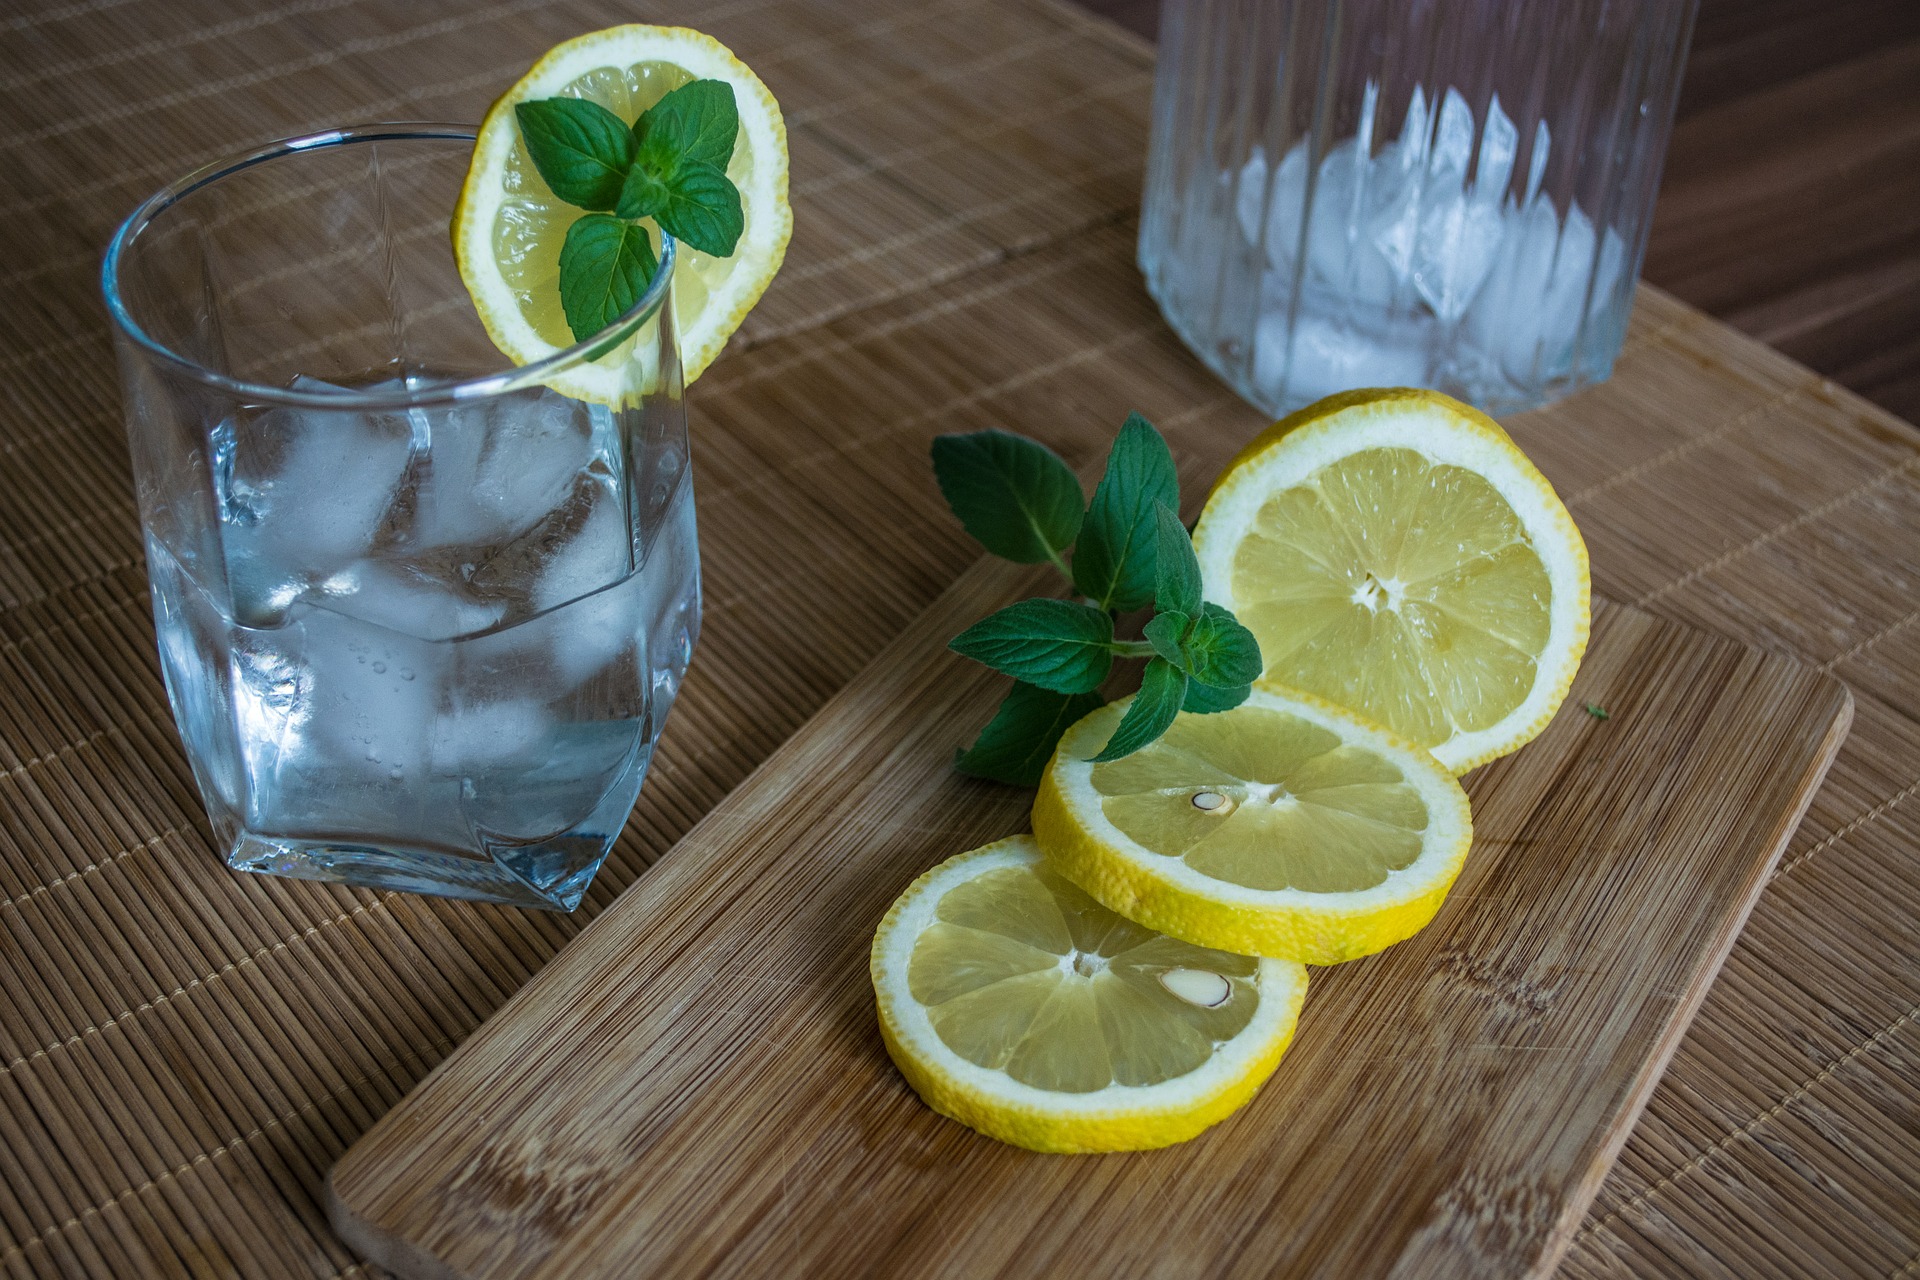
[0,1,1914,1277]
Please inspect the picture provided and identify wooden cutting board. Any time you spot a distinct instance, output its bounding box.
[326,559,1850,1280]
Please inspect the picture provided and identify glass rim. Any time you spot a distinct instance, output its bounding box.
[99,122,676,410]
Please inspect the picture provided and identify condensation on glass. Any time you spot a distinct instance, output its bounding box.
[1140,0,1699,416]
[103,127,699,910]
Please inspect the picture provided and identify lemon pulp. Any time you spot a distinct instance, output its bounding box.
[1088,706,1430,894]
[1230,447,1553,748]
[1033,688,1473,965]
[872,837,1307,1152]
[910,862,1260,1092]
[1194,388,1590,774]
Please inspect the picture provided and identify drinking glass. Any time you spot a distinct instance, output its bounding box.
[103,126,700,911]
[1140,0,1698,416]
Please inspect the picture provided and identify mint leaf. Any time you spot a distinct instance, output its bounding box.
[636,79,739,171]
[1072,412,1178,611]
[931,431,1084,569]
[614,161,673,220]
[957,682,1104,786]
[557,214,659,343]
[514,98,636,211]
[617,158,741,255]
[620,80,746,255]
[650,161,744,257]
[1183,602,1263,688]
[1181,679,1250,714]
[1142,610,1190,666]
[1153,501,1202,616]
[1091,657,1187,762]
[949,599,1114,694]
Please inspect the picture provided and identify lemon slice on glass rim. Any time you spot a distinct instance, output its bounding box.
[1193,388,1590,774]
[453,25,791,403]
[872,837,1308,1153]
[1033,687,1473,965]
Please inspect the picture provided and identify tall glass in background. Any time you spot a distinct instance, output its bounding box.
[1140,0,1699,416]
[104,127,699,910]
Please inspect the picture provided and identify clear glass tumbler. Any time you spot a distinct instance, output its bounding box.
[103,126,700,910]
[1140,0,1698,416]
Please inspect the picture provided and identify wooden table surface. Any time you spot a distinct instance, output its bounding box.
[0,2,1915,1278]
[1076,0,1920,425]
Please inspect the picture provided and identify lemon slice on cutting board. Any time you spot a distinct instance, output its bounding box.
[454,25,791,401]
[872,836,1308,1153]
[1033,687,1473,965]
[1192,388,1590,775]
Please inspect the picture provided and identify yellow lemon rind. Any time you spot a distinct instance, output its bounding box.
[870,837,1308,1154]
[1032,689,1474,967]
[1194,388,1590,775]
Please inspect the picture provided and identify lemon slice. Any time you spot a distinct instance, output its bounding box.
[872,836,1308,1153]
[1032,688,1473,965]
[454,25,791,401]
[1193,388,1590,774]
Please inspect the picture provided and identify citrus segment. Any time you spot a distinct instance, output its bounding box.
[872,837,1307,1152]
[1193,388,1589,774]
[1033,688,1472,965]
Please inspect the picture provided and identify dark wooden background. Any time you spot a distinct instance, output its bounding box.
[1070,0,1920,424]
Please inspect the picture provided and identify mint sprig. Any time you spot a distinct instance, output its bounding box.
[514,80,746,344]
[934,414,1265,785]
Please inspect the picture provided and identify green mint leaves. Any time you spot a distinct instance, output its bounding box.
[558,216,659,344]
[620,79,744,252]
[514,80,745,344]
[514,98,636,210]
[1071,413,1178,611]
[955,684,1105,787]
[949,599,1114,694]
[929,431,1083,571]
[933,414,1265,785]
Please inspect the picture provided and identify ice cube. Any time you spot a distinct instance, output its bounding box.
[405,402,490,546]
[1410,191,1506,323]
[545,573,642,689]
[541,485,629,614]
[1522,120,1551,207]
[1405,88,1508,322]
[1354,78,1380,153]
[1474,94,1519,200]
[1429,87,1475,180]
[460,468,633,636]
[474,390,593,532]
[1396,85,1432,169]
[1237,140,1311,267]
[1463,196,1631,382]
[1238,136,1409,306]
[1303,139,1408,307]
[411,389,593,549]
[236,400,413,574]
[547,478,698,691]
[296,610,435,788]
[318,558,506,642]
[430,699,551,771]
[1236,146,1269,251]
[1367,87,1434,284]
[1252,296,1432,406]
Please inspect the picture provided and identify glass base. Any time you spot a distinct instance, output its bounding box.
[227,828,613,911]
[217,744,653,911]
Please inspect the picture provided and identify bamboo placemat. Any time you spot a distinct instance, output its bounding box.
[0,1,1914,1277]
